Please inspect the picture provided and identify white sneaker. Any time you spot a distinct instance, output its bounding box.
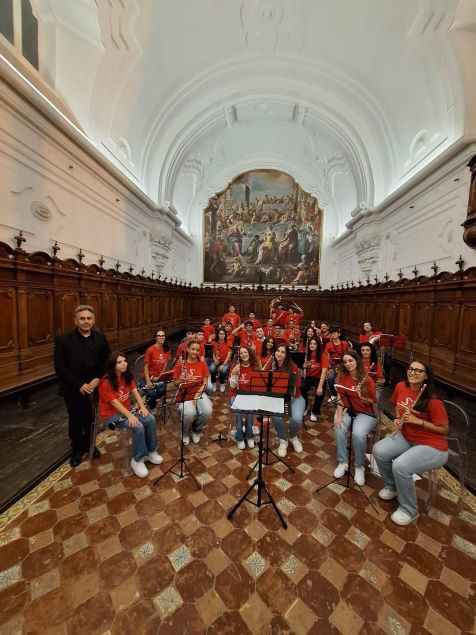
[354,466,365,486]
[182,435,190,446]
[290,437,303,453]
[252,426,259,435]
[378,488,398,501]
[327,396,337,404]
[303,407,309,416]
[237,440,245,450]
[212,383,217,393]
[391,509,418,526]
[246,438,255,449]
[219,384,226,393]
[278,440,288,458]
[333,462,348,478]
[146,451,163,465]
[192,432,201,444]
[131,458,148,478]
[310,413,318,422]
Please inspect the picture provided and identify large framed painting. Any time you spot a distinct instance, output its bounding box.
[203,169,322,285]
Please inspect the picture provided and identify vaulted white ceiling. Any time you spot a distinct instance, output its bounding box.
[31,0,476,239]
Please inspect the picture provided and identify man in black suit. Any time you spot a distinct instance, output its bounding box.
[54,305,111,467]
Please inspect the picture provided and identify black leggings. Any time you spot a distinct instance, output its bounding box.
[301,376,326,415]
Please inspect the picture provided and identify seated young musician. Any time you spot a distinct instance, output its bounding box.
[270,344,305,457]
[201,317,216,344]
[232,320,257,350]
[173,341,212,445]
[142,329,171,409]
[229,346,260,450]
[358,342,385,400]
[299,325,319,352]
[264,317,275,337]
[333,350,377,486]
[372,360,448,526]
[223,321,236,348]
[319,322,331,345]
[260,336,275,371]
[254,326,266,357]
[283,319,301,350]
[248,311,261,330]
[98,352,162,478]
[359,321,382,344]
[222,304,241,330]
[301,337,329,422]
[324,326,351,403]
[210,328,232,393]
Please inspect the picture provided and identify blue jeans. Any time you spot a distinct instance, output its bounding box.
[207,361,230,386]
[334,411,377,468]
[327,368,337,397]
[140,381,166,410]
[102,412,158,462]
[372,432,448,519]
[177,393,212,436]
[235,414,254,441]
[271,395,305,441]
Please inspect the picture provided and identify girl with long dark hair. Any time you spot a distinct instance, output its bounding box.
[260,336,275,370]
[98,352,162,478]
[373,360,448,525]
[210,328,232,393]
[229,346,260,449]
[301,337,329,421]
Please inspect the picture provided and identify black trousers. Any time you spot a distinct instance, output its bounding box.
[301,376,326,415]
[64,392,95,453]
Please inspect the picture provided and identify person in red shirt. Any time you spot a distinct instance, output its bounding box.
[359,322,382,344]
[270,344,306,457]
[284,306,304,327]
[358,342,385,401]
[98,352,163,478]
[272,324,285,345]
[201,318,216,343]
[229,346,260,449]
[176,328,197,358]
[223,321,236,348]
[283,319,301,350]
[222,305,241,329]
[211,328,232,393]
[301,337,329,422]
[271,303,287,328]
[248,312,261,330]
[324,326,351,403]
[263,318,275,337]
[142,329,172,409]
[373,360,448,525]
[254,326,265,357]
[299,325,319,352]
[319,322,331,345]
[232,320,257,349]
[173,340,212,445]
[333,350,378,486]
[260,336,275,370]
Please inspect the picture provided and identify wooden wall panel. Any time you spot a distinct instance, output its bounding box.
[433,304,456,348]
[0,287,16,352]
[26,290,53,347]
[459,305,476,354]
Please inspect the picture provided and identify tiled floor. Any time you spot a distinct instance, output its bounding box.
[0,394,475,635]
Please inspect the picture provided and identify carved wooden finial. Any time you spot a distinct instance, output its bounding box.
[397,269,403,280]
[129,265,134,274]
[52,241,61,257]
[455,255,464,270]
[14,230,26,250]
[77,248,84,263]
[98,255,105,268]
[384,272,389,282]
[115,260,121,271]
[431,261,438,276]
[412,265,418,277]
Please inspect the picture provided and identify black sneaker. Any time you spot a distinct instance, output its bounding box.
[69,452,82,467]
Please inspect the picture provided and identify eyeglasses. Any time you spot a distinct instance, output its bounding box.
[156,334,165,338]
[407,367,425,375]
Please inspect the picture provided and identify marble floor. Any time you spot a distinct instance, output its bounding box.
[0,393,475,635]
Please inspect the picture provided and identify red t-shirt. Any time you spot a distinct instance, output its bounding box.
[284,328,301,345]
[250,319,261,330]
[263,326,274,337]
[272,310,287,328]
[173,359,209,384]
[226,334,236,348]
[201,324,216,343]
[359,331,382,343]
[335,373,376,413]
[99,376,136,420]
[285,314,302,327]
[229,364,254,397]
[320,333,331,345]
[177,341,206,358]
[261,353,273,370]
[213,341,231,364]
[325,340,350,367]
[274,361,302,398]
[392,382,448,451]
[304,352,329,378]
[222,312,241,329]
[144,346,171,378]
[254,338,265,358]
[363,358,384,381]
[238,331,258,348]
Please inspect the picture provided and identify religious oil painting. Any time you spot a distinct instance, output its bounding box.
[203,169,322,286]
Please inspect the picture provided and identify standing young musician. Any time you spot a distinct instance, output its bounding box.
[201,317,216,343]
[264,318,275,337]
[229,346,260,449]
[301,337,329,422]
[173,341,212,445]
[142,329,171,409]
[333,350,377,486]
[98,352,162,478]
[210,328,232,393]
[270,344,305,457]
[372,360,448,525]
[325,326,351,403]
[222,304,241,329]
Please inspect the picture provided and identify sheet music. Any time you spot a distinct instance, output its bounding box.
[231,394,285,414]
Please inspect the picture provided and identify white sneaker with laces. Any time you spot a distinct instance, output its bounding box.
[391,509,418,526]
[212,383,217,393]
[182,435,190,446]
[378,488,397,500]
[310,413,318,422]
[192,432,201,444]
[354,466,365,486]
[290,437,303,453]
[237,440,245,450]
[219,383,226,393]
[278,440,288,458]
[246,438,255,449]
[131,458,148,478]
[327,396,337,404]
[146,451,163,465]
[333,462,348,478]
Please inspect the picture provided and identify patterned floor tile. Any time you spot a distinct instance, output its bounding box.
[244,551,266,578]
[153,585,183,618]
[168,544,192,571]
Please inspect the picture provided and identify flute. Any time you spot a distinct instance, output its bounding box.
[392,383,427,436]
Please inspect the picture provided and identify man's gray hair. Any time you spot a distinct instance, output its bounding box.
[74,304,95,316]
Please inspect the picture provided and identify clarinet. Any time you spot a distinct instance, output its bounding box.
[392,383,427,436]
[180,348,187,383]
[108,406,139,430]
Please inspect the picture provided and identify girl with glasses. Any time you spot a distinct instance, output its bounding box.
[372,360,448,526]
[142,330,171,409]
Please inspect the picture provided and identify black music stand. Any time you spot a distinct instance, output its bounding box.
[227,370,292,529]
[315,386,379,514]
[153,381,201,490]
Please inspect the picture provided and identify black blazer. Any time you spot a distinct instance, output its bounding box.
[54,329,111,396]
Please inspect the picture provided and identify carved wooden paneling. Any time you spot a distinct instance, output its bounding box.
[0,287,16,351]
[26,290,53,346]
[413,304,432,344]
[433,304,456,348]
[382,302,397,335]
[398,303,412,336]
[459,305,476,354]
[57,292,81,334]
